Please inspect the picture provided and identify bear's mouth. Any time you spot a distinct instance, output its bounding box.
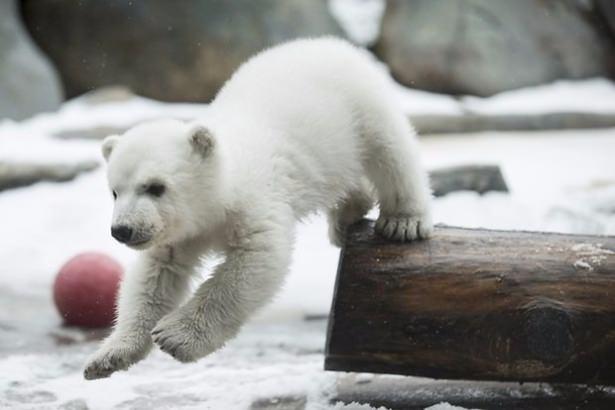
[126,236,152,249]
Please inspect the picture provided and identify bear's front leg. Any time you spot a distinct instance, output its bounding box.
[84,243,202,379]
[152,211,293,362]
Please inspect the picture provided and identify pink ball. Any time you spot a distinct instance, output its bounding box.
[53,252,123,328]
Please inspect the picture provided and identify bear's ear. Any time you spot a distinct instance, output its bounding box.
[189,125,215,158]
[101,135,120,162]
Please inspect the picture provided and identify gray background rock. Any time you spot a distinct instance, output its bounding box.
[21,0,345,103]
[374,0,615,96]
[0,0,62,120]
[596,0,615,37]
[0,160,99,192]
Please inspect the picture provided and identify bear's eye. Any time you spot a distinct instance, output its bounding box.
[145,182,166,197]
[112,190,117,200]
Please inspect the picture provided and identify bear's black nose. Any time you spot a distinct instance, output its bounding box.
[111,225,133,243]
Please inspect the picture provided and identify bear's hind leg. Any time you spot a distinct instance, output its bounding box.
[362,114,433,242]
[327,181,374,247]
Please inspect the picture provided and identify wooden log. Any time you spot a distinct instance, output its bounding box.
[410,112,615,134]
[325,220,615,385]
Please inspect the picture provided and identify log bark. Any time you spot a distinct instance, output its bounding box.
[410,113,615,135]
[325,221,615,384]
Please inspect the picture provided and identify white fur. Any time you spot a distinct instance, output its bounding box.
[84,37,432,380]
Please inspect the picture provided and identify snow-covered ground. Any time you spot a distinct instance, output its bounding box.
[1,77,615,409]
[395,77,615,116]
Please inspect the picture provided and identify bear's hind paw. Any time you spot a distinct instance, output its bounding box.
[375,214,433,242]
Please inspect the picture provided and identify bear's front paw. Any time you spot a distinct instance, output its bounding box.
[376,213,433,242]
[84,339,150,380]
[152,310,219,363]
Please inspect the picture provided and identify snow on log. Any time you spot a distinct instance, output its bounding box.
[325,220,615,384]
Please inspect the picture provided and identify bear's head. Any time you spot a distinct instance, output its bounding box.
[101,119,223,250]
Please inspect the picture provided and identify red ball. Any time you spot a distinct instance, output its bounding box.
[53,252,123,328]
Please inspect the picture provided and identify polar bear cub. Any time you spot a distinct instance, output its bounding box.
[84,37,432,379]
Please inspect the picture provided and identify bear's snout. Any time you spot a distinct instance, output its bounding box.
[111,225,133,243]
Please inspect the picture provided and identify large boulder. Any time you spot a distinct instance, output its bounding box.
[374,0,615,96]
[596,0,615,37]
[21,0,345,102]
[0,0,62,120]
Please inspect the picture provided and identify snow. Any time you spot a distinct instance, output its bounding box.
[572,243,615,271]
[0,93,206,137]
[574,259,593,271]
[424,128,615,235]
[424,404,480,410]
[0,321,334,409]
[461,78,615,115]
[393,77,615,117]
[1,78,614,409]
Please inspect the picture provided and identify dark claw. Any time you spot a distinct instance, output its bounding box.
[84,366,110,380]
[153,334,168,345]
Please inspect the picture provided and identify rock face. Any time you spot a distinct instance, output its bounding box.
[21,0,345,102]
[596,0,615,37]
[375,0,615,96]
[429,165,508,197]
[0,160,99,192]
[0,0,62,120]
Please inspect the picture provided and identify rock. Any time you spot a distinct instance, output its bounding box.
[596,0,615,37]
[0,0,62,120]
[429,165,508,197]
[250,396,307,410]
[54,126,129,141]
[410,112,615,134]
[59,399,89,410]
[21,0,345,102]
[375,0,615,96]
[0,160,99,192]
[334,373,615,409]
[116,395,203,410]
